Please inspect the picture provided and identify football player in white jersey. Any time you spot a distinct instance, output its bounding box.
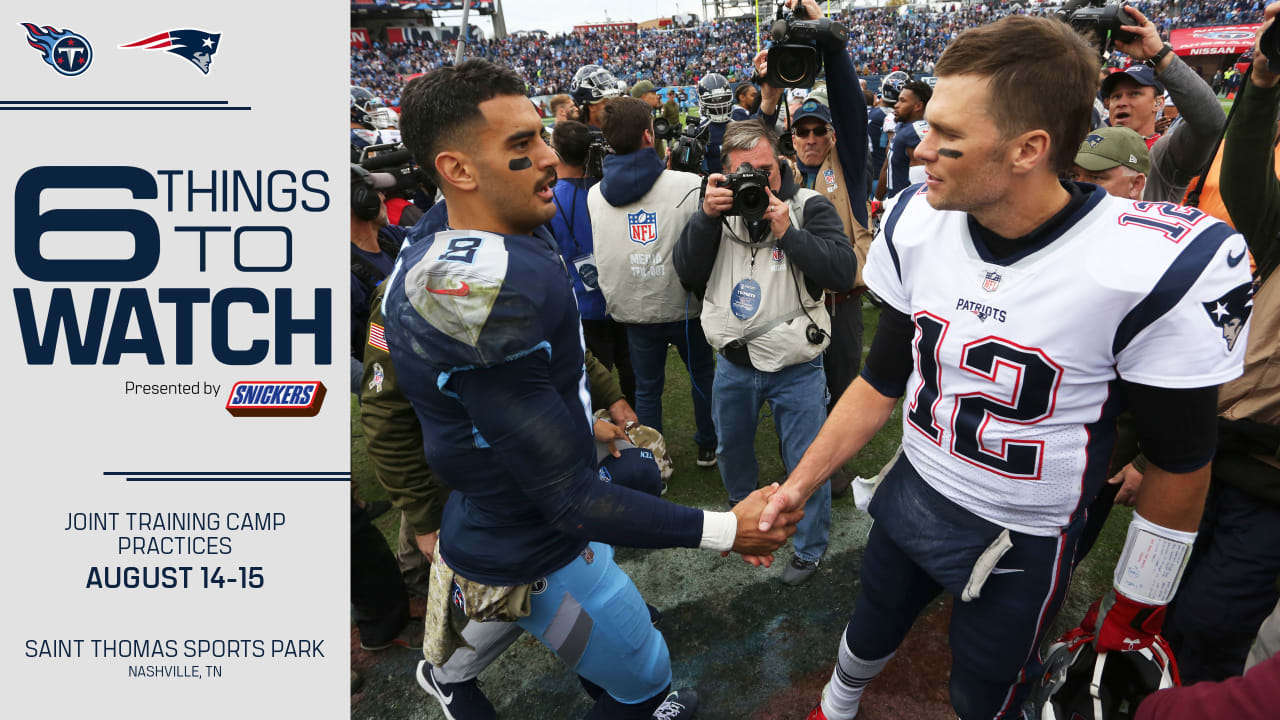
[756,15,1254,720]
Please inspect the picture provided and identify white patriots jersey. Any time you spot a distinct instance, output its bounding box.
[863,184,1252,536]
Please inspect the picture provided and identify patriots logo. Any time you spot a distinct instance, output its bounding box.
[21,23,92,76]
[1085,133,1105,148]
[121,29,221,74]
[1203,281,1254,352]
[628,209,658,246]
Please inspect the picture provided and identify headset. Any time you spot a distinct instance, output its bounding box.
[350,164,382,221]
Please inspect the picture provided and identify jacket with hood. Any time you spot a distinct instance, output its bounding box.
[588,148,704,324]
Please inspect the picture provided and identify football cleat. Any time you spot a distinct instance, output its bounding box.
[652,689,699,719]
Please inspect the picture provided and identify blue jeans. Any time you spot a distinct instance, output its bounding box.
[712,355,831,563]
[625,320,717,451]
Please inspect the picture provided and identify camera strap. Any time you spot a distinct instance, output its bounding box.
[727,307,808,349]
[1186,66,1249,209]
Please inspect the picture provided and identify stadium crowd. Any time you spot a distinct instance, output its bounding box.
[350,0,1267,102]
[351,0,1280,718]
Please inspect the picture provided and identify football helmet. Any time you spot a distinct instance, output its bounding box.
[351,86,385,129]
[697,73,734,123]
[1025,622,1179,720]
[880,71,910,104]
[570,65,622,106]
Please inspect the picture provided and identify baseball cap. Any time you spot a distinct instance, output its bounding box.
[630,80,657,98]
[1074,126,1150,175]
[793,98,832,126]
[1101,65,1166,97]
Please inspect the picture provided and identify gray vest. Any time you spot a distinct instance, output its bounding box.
[588,170,703,324]
[701,188,831,372]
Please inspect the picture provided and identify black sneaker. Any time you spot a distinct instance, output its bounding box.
[653,689,699,719]
[696,448,717,468]
[416,659,497,720]
[359,615,424,651]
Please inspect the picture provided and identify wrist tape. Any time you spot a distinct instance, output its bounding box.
[1113,511,1197,605]
[699,510,737,552]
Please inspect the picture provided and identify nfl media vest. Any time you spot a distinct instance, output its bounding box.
[588,170,704,324]
[701,187,831,373]
[805,150,874,289]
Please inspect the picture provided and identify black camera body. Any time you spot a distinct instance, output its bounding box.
[669,122,708,175]
[719,164,771,222]
[358,142,433,199]
[585,133,612,179]
[1067,1,1138,52]
[766,4,847,88]
[653,116,683,142]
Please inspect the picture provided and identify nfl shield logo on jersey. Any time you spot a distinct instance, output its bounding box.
[982,271,1002,293]
[628,210,658,246]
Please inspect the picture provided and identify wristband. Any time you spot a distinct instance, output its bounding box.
[1146,43,1173,70]
[1113,511,1196,605]
[699,510,737,552]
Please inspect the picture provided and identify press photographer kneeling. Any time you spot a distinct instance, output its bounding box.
[674,119,854,585]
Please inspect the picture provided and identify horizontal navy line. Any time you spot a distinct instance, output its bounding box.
[0,106,252,111]
[106,471,350,476]
[126,477,350,482]
[0,100,230,105]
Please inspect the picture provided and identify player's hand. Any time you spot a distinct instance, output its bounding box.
[730,483,804,562]
[763,187,792,239]
[1108,463,1145,506]
[593,419,628,458]
[415,531,438,563]
[1091,588,1168,653]
[703,174,734,217]
[757,480,810,532]
[608,398,639,427]
[1115,6,1168,66]
[1251,2,1280,88]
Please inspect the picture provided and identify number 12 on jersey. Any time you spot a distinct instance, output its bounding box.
[907,312,1064,480]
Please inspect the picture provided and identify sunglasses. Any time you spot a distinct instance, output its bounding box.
[793,125,830,138]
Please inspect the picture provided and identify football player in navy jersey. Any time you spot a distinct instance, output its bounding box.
[383,60,802,720]
[758,16,1253,720]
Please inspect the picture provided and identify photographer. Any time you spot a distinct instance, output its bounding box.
[549,120,637,407]
[630,79,671,158]
[588,97,719,471]
[674,119,855,586]
[1156,2,1280,685]
[1102,5,1226,202]
[350,165,406,398]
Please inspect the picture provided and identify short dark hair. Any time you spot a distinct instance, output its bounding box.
[735,84,755,103]
[934,16,1099,173]
[902,80,933,106]
[551,120,592,168]
[601,97,653,155]
[399,59,528,184]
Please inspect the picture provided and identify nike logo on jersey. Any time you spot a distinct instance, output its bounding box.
[1227,247,1247,268]
[426,281,470,296]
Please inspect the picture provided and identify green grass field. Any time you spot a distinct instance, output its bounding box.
[349,301,1133,719]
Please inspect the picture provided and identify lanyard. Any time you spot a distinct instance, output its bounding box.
[553,181,582,253]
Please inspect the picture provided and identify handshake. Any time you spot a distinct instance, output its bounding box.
[724,483,806,567]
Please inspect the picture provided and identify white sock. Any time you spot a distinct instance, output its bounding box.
[819,632,893,720]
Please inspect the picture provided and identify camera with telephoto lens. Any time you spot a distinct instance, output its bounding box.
[653,116,683,142]
[358,142,434,199]
[765,2,848,88]
[1063,0,1137,53]
[669,122,708,174]
[719,163,771,222]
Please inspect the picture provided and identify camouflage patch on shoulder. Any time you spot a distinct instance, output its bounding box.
[404,230,508,350]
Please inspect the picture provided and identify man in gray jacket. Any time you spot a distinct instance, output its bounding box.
[675,119,856,586]
[590,97,719,468]
[1104,5,1225,202]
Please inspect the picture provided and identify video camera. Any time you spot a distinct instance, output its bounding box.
[669,122,709,174]
[1062,0,1137,53]
[765,2,847,88]
[653,116,683,142]
[585,132,612,179]
[718,163,771,222]
[357,142,434,199]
